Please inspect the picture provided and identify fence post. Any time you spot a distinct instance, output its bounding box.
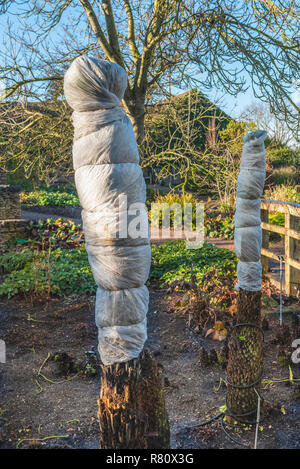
[285,213,299,297]
[261,208,269,273]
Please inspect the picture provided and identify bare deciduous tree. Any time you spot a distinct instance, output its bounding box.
[0,1,299,182]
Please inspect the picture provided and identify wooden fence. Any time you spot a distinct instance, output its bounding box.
[261,199,300,297]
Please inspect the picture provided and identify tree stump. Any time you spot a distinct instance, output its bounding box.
[226,289,263,421]
[98,349,170,449]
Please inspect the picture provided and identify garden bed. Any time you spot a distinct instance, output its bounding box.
[0,289,299,449]
[0,231,300,449]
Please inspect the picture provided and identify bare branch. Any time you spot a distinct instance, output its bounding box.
[100,0,124,66]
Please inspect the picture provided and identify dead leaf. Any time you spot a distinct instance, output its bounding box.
[228,304,237,316]
[181,293,190,306]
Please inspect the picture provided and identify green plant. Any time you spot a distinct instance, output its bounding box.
[264,185,300,204]
[268,146,300,168]
[44,183,77,194]
[268,212,285,227]
[149,191,200,228]
[0,248,35,273]
[270,167,300,186]
[0,241,237,299]
[150,240,237,288]
[153,191,198,206]
[0,247,95,298]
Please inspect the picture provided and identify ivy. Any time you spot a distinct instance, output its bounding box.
[0,248,95,298]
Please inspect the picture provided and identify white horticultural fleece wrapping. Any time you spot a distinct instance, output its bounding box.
[234,130,267,292]
[64,56,150,365]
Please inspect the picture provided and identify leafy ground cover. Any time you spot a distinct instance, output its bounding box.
[204,212,234,239]
[0,248,94,298]
[21,184,160,209]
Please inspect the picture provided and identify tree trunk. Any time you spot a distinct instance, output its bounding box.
[98,349,170,449]
[226,289,263,421]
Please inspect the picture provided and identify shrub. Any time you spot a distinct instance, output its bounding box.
[270,166,300,186]
[268,147,300,168]
[264,185,300,204]
[149,191,235,239]
[149,191,200,228]
[24,218,84,249]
